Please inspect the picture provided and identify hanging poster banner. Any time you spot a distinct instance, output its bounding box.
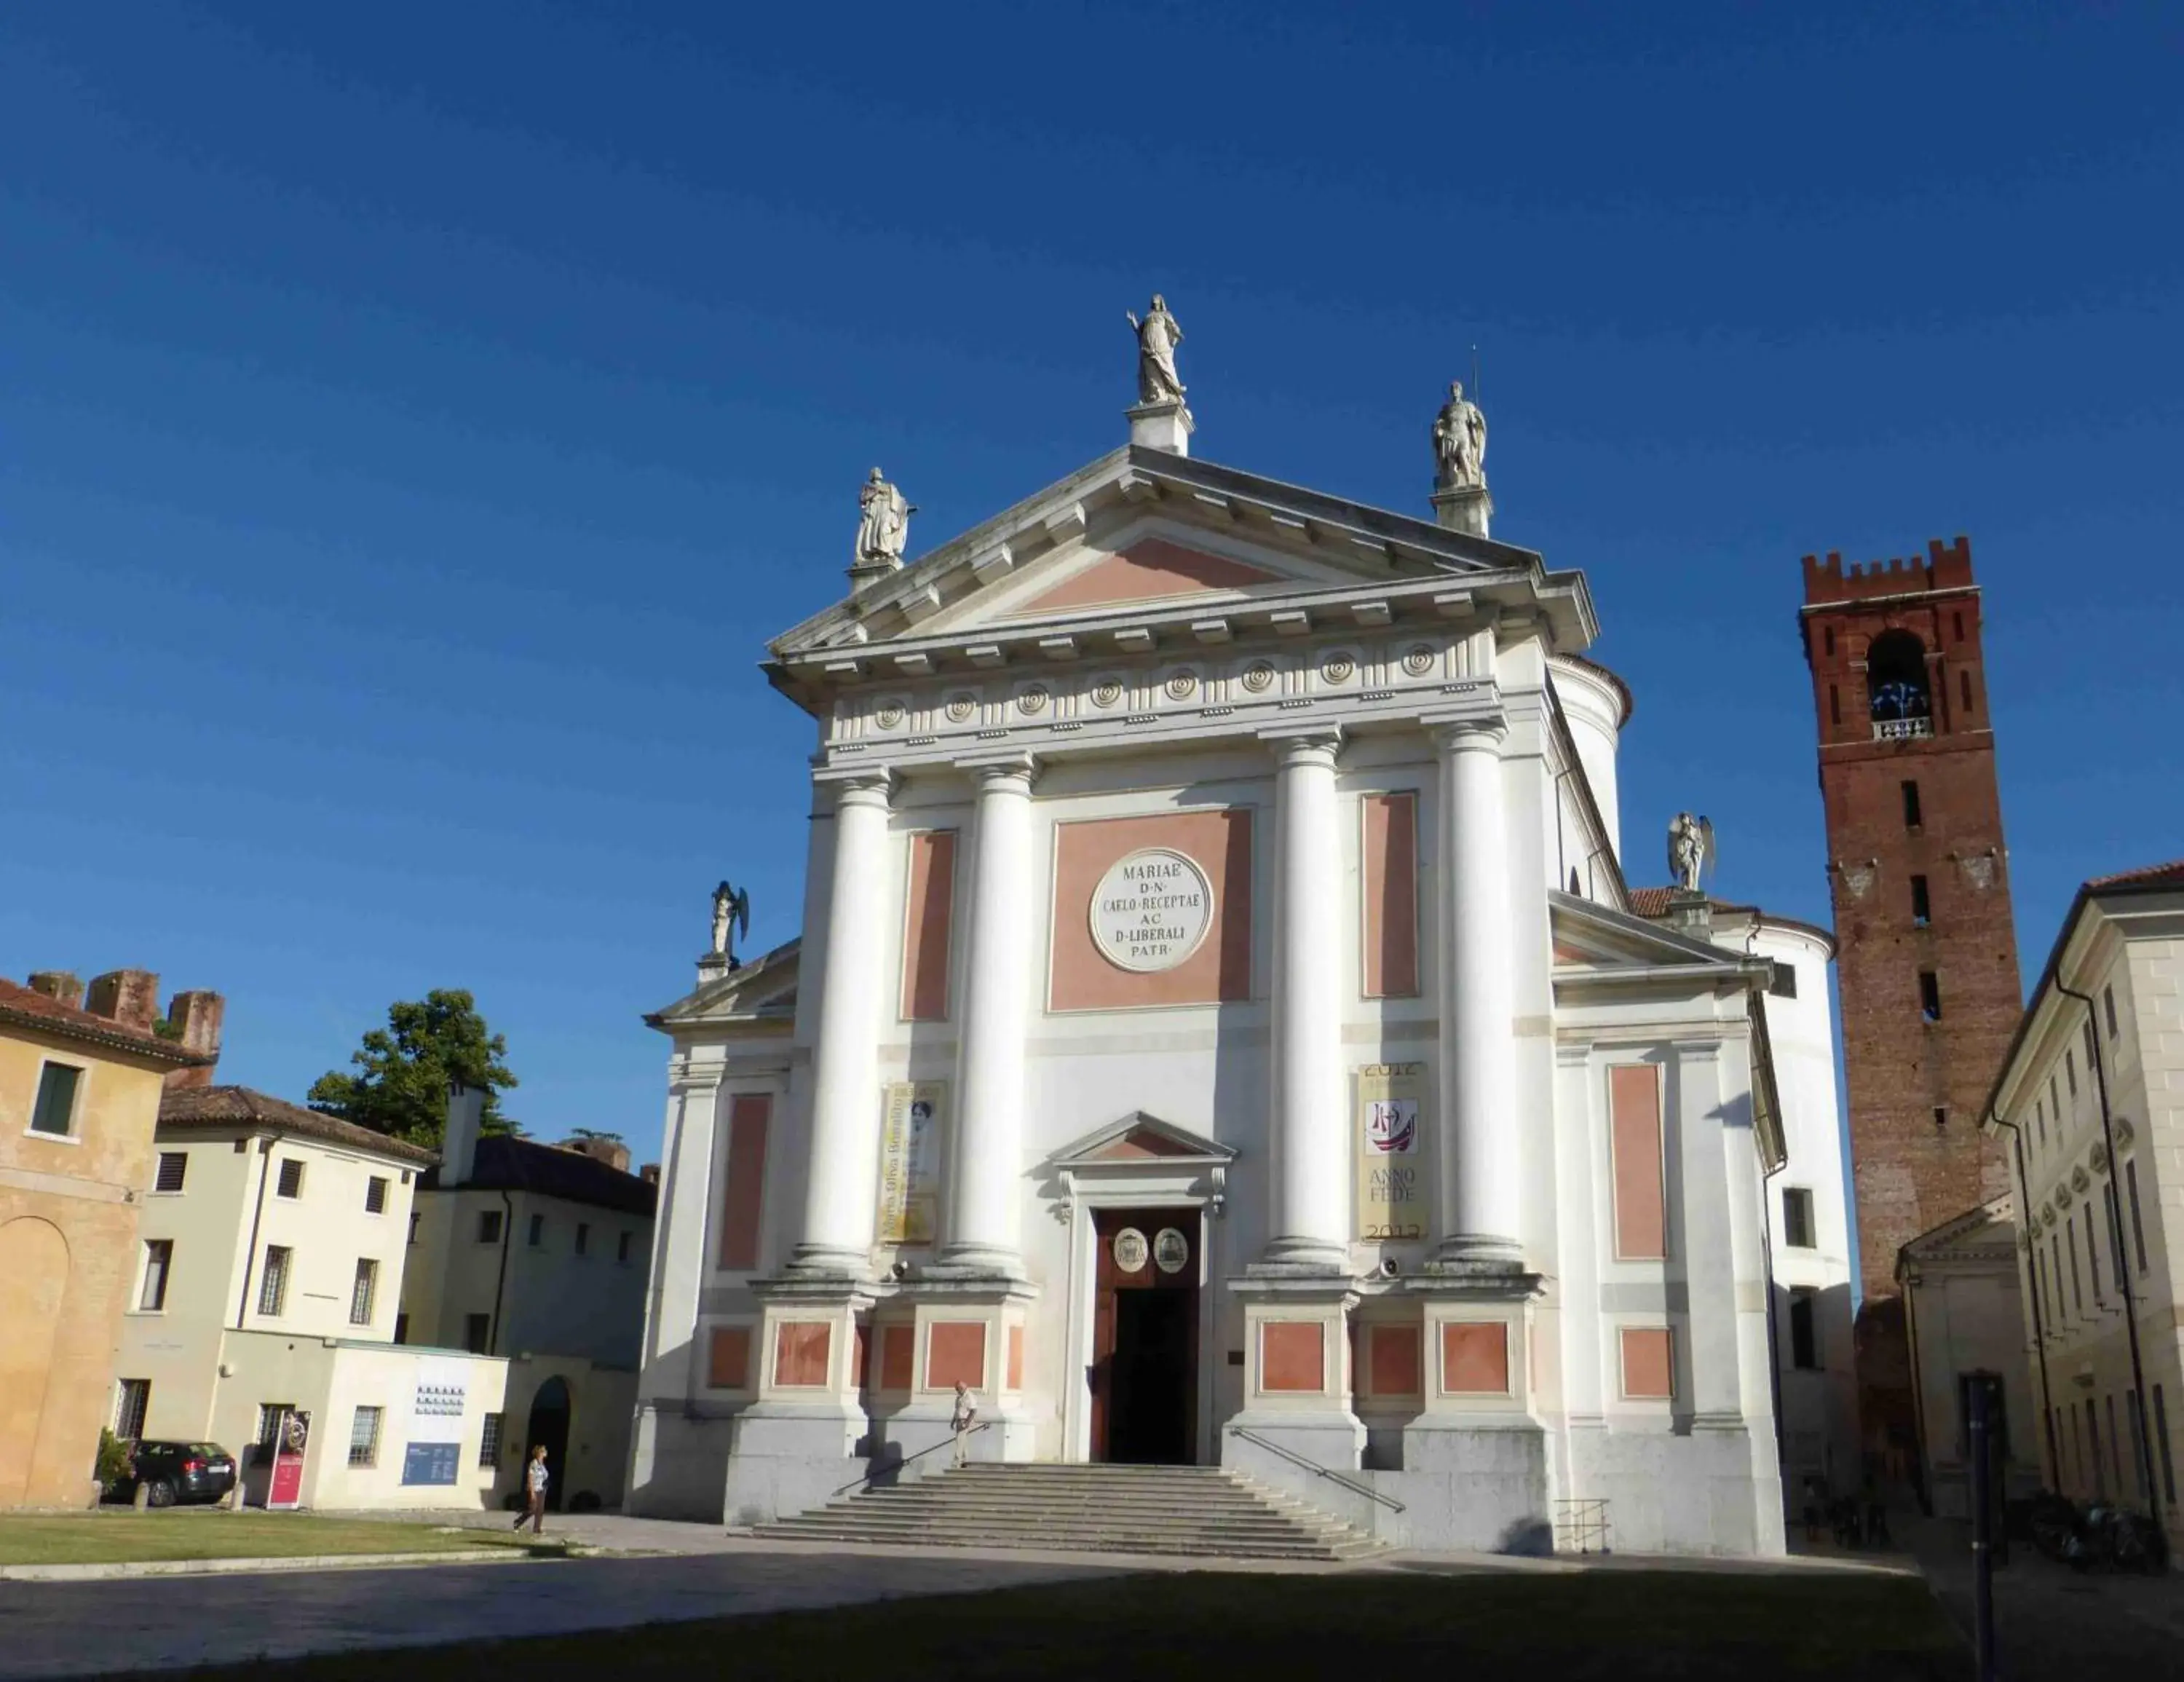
[875,1081,943,1245]
[1356,1063,1428,1241]
[401,1357,469,1486]
[267,1410,311,1509]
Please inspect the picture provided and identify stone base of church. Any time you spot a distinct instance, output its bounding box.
[624,1402,736,1522]
[720,1401,867,1529]
[1563,1420,1787,1557]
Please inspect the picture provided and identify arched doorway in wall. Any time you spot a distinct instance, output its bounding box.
[524,1376,571,1512]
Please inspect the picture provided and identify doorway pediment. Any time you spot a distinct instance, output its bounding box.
[1051,1111,1238,1169]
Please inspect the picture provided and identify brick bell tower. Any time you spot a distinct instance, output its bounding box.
[1799,535,2022,1482]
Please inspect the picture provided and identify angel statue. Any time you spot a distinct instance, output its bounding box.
[710,880,751,967]
[1667,813,1714,896]
[1433,380,1487,490]
[1125,293,1187,406]
[854,468,915,569]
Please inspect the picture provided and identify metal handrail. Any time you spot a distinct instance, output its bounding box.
[834,1419,994,1496]
[1226,1425,1406,1512]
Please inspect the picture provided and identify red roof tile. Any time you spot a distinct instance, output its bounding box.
[159,1085,438,1166]
[2086,860,2184,891]
[0,978,210,1067]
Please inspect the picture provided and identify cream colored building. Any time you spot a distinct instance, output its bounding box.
[1,971,214,1508]
[1985,861,2184,1547]
[401,1088,654,1510]
[116,1086,507,1510]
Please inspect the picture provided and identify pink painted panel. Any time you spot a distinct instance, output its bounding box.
[774,1320,832,1388]
[706,1327,751,1390]
[1621,1327,1674,1399]
[1006,1324,1024,1391]
[1050,810,1254,1011]
[717,1095,771,1271]
[879,1324,916,1392]
[1609,1065,1667,1260]
[1441,1322,1511,1395]
[927,1322,987,1390]
[1013,538,1278,615]
[1361,791,1420,998]
[1368,1324,1423,1397]
[900,830,957,1022]
[1260,1321,1326,1393]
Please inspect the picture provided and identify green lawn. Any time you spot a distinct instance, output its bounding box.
[116,1568,1967,1681]
[0,1512,547,1567]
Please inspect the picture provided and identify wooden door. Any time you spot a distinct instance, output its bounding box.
[1090,1208,1199,1464]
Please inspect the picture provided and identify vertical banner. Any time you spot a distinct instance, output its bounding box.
[875,1081,943,1245]
[401,1357,468,1486]
[1356,1063,1428,1241]
[267,1410,310,1509]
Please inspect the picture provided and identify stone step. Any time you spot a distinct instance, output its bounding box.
[753,1519,1380,1559]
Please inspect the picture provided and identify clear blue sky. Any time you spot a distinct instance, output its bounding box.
[5,4,2181,1166]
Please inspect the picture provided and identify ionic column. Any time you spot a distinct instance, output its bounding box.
[1435,719,1522,1263]
[1262,729,1349,1269]
[941,755,1037,1276]
[790,770,893,1274]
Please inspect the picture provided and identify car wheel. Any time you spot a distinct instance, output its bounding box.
[146,1479,178,1509]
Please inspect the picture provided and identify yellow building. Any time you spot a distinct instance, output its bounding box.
[0,970,215,1508]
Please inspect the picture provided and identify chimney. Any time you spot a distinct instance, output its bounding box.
[560,1136,631,1174]
[85,969,160,1033]
[443,1081,486,1184]
[162,990,226,1091]
[26,971,85,1010]
[640,1164,661,1188]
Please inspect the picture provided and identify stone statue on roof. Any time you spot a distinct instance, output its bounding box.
[1668,813,1715,896]
[854,468,915,569]
[1126,293,1187,407]
[1433,380,1487,491]
[711,880,750,966]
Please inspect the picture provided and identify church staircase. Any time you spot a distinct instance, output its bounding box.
[748,1463,1385,1560]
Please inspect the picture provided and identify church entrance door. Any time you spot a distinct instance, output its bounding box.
[1091,1207,1198,1464]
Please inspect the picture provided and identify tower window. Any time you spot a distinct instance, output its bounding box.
[1866,629,1931,724]
[1829,684,1840,726]
[1953,610,1964,641]
[1824,626,1835,657]
[1910,874,1931,926]
[1933,1106,1948,1129]
[1918,971,1942,1022]
[1902,780,1923,829]
[1959,670,1973,713]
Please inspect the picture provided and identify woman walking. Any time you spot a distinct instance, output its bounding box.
[514,1444,550,1534]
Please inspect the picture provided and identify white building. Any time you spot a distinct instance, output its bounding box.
[402,1087,656,1512]
[630,371,1808,1555]
[1984,861,2184,1547]
[116,1086,507,1510]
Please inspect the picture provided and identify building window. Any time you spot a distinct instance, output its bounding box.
[408,1212,420,1246]
[2049,1074,2061,1123]
[617,1230,634,1266]
[114,1379,151,1440]
[528,1213,545,1248]
[276,1158,305,1199]
[394,1312,409,1345]
[1901,779,1923,829]
[575,1222,590,1257]
[1910,874,1931,927]
[1952,610,1964,641]
[463,1312,491,1354]
[2081,1017,2097,1072]
[1781,1187,1816,1249]
[2051,1233,2065,1320]
[138,1239,173,1311]
[2103,1182,2126,1291]
[1932,1106,1948,1130]
[1788,1288,1820,1370]
[1867,630,1931,725]
[2089,1399,2105,1497]
[1918,971,1942,1022]
[258,1245,292,1316]
[1769,963,1798,999]
[256,1404,297,1453]
[2129,1391,2148,1496]
[2066,1217,2083,1313]
[2104,983,2119,1039]
[349,1258,379,1327]
[2086,1209,2102,1303]
[478,1209,504,1244]
[2065,1049,2077,1099]
[1829,684,1840,726]
[2035,1098,2046,1149]
[2156,1386,2178,1504]
[2035,1249,2052,1327]
[1959,670,1972,712]
[2126,1159,2148,1274]
[28,1061,83,1137]
[154,1151,189,1193]
[365,1176,389,1215]
[2107,1394,2124,1494]
[348,1405,382,1468]
[1824,625,1835,657]
[479,1413,503,1467]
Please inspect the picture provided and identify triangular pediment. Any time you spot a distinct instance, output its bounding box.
[1051,1110,1237,1168]
[1902,1195,2017,1264]
[1551,893,1759,976]
[646,938,801,1031]
[1009,537,1284,616]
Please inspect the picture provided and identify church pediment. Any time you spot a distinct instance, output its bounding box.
[1005,537,1285,617]
[1549,893,1765,983]
[646,938,801,1030]
[1051,1110,1237,1168]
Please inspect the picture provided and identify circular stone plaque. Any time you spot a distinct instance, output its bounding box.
[1089,848,1214,974]
[1112,1228,1149,1273]
[1153,1228,1190,1274]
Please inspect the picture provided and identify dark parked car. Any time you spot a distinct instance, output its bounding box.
[110,1440,237,1507]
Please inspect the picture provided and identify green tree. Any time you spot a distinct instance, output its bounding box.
[307,989,518,1148]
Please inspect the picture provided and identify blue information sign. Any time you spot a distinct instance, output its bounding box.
[401,1441,461,1486]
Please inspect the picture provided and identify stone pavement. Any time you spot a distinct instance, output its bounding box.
[0,1549,1121,1680]
[1904,1513,2184,1675]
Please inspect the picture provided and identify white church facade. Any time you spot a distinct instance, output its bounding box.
[628,332,1853,1555]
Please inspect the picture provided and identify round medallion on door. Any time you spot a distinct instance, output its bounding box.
[1152,1228,1190,1274]
[1112,1228,1150,1274]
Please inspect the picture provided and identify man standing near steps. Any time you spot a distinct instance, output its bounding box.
[950,1382,978,1466]
[514,1443,549,1534]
